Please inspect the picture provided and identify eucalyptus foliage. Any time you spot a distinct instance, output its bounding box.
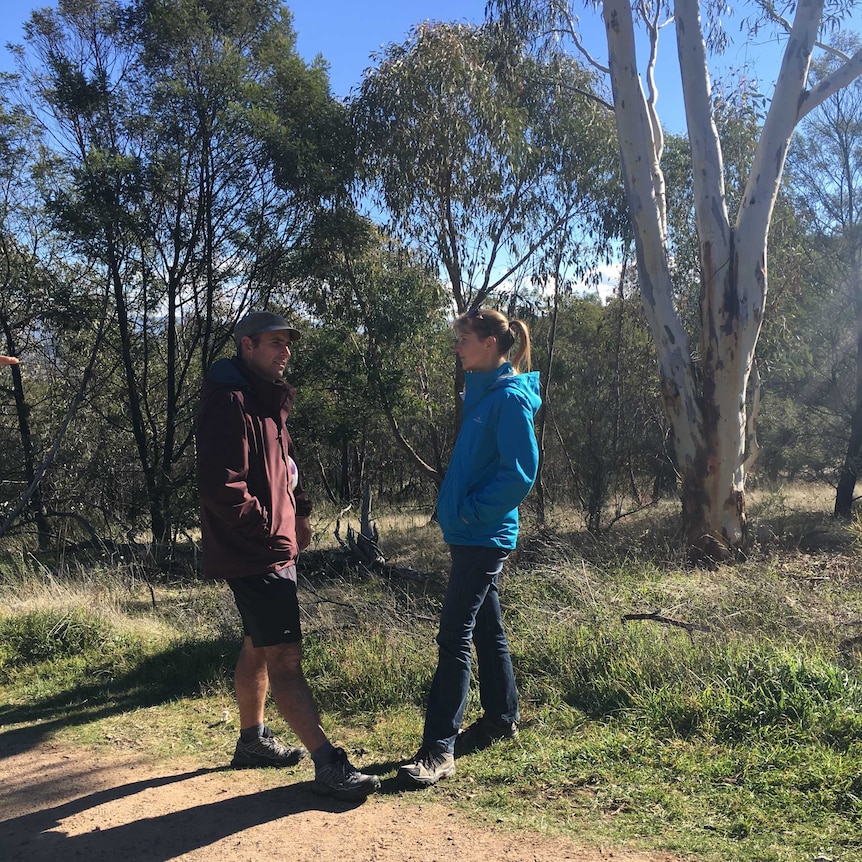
[6,0,352,544]
[352,20,621,313]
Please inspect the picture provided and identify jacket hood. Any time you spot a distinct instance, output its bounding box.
[204,356,252,392]
[463,362,541,416]
[201,356,294,418]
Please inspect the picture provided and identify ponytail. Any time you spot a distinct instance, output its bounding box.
[456,308,532,373]
[508,319,532,372]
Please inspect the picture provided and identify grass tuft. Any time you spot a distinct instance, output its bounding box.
[0,607,125,671]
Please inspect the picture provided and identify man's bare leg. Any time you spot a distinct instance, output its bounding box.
[230,636,306,768]
[262,641,328,752]
[234,635,268,729]
[263,641,380,800]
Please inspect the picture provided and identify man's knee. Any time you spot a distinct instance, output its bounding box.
[239,635,266,662]
[263,640,304,674]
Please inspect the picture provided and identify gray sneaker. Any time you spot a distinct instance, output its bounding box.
[312,747,381,801]
[231,729,307,769]
[398,748,456,788]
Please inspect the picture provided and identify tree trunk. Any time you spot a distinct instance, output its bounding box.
[835,286,862,518]
[3,352,51,549]
[835,431,862,519]
[533,353,553,526]
[0,290,109,544]
[601,0,848,559]
[534,254,564,525]
[339,442,351,500]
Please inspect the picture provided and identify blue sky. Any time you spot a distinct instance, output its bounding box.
[2,0,831,136]
[4,0,862,141]
[2,1,857,296]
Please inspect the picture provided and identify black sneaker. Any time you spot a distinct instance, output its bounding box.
[312,747,381,802]
[231,728,307,769]
[455,716,519,754]
[397,748,456,788]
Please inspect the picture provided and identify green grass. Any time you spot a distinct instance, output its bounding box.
[2,496,862,861]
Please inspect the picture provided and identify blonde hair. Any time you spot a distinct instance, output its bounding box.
[455,307,532,372]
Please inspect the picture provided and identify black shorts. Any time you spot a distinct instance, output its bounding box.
[227,566,302,647]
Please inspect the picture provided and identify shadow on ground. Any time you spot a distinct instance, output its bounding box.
[1,726,394,862]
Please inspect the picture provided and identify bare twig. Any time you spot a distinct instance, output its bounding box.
[622,609,711,642]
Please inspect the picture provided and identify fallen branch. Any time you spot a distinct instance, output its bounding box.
[346,524,385,567]
[621,610,710,642]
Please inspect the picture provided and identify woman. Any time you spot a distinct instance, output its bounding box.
[399,307,541,788]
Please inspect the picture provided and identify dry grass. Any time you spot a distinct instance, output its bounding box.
[0,574,194,644]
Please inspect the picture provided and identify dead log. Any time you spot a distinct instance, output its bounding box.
[332,484,385,568]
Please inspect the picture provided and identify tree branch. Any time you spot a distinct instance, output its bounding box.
[622,609,711,642]
[674,0,730,261]
[798,47,862,121]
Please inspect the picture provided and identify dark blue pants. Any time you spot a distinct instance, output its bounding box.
[421,544,520,754]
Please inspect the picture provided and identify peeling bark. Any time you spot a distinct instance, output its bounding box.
[599,0,862,560]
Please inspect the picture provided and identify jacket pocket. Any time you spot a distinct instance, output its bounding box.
[268,533,293,552]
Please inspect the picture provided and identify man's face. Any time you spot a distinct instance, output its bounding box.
[242,330,293,382]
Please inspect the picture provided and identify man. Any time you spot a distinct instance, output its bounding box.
[196,310,380,802]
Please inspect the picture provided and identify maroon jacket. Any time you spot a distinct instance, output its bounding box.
[195,356,312,580]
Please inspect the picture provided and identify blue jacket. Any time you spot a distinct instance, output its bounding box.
[437,362,541,549]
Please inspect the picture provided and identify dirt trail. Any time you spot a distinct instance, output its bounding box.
[0,735,682,862]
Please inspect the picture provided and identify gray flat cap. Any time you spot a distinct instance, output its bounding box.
[234,311,301,346]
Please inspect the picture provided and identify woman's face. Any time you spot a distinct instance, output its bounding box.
[455,325,500,373]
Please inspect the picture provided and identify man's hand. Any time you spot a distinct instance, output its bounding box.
[0,355,19,367]
[296,516,312,551]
